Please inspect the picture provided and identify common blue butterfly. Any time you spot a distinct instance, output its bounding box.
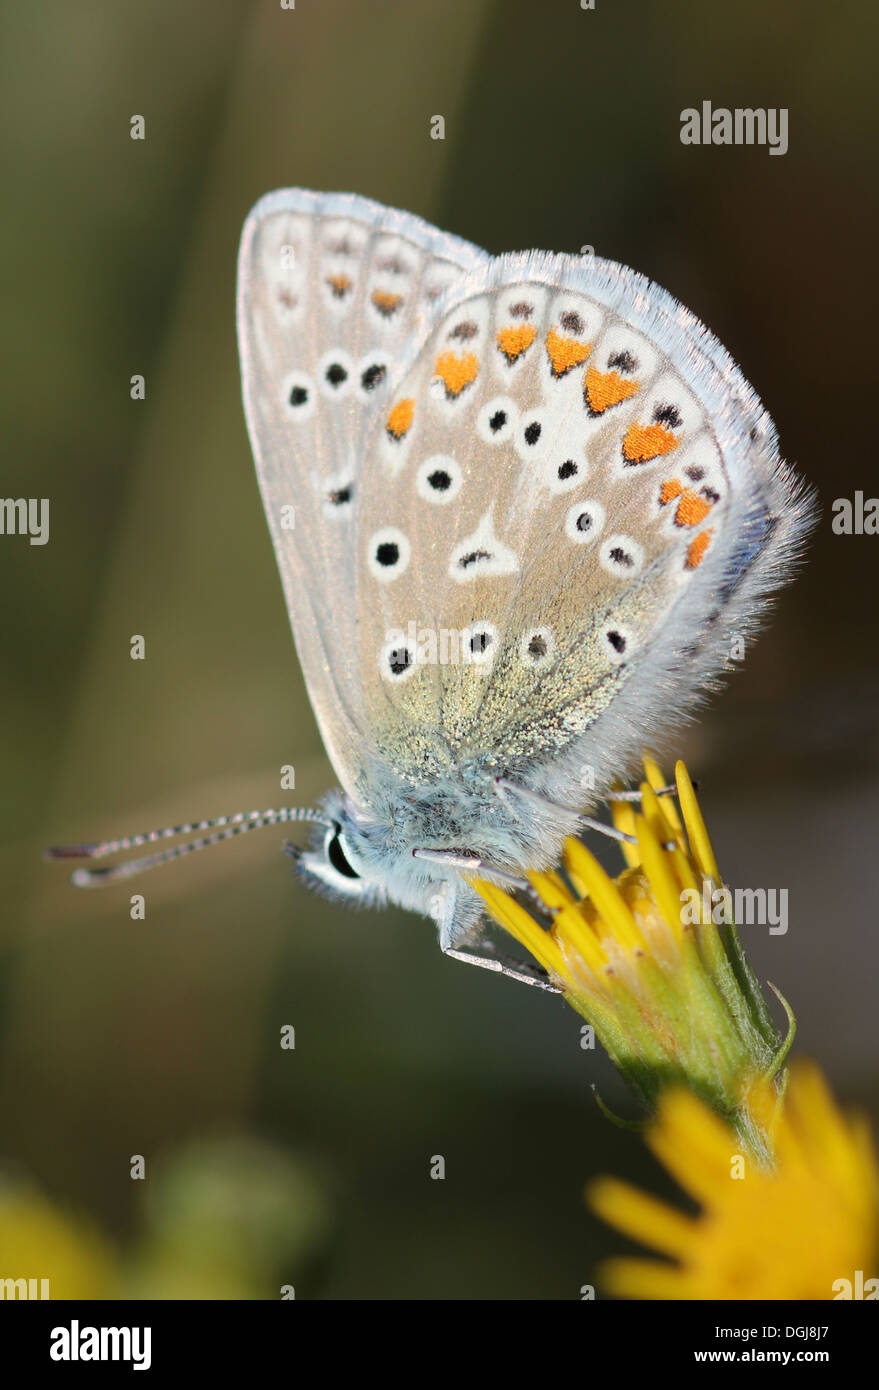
[49,190,814,988]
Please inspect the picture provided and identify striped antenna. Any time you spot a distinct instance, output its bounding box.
[45,807,334,887]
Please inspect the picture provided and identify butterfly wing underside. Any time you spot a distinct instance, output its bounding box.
[236,190,487,801]
[353,253,812,809]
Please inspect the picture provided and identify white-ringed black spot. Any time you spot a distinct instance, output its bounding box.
[600,534,644,576]
[653,402,683,429]
[464,621,499,667]
[448,513,519,582]
[515,411,548,459]
[519,625,555,668]
[565,499,605,544]
[361,362,386,391]
[317,349,354,400]
[600,621,635,664]
[388,646,412,676]
[283,370,316,422]
[459,549,491,570]
[476,396,518,447]
[416,454,462,505]
[368,526,411,582]
[608,348,637,373]
[379,631,417,682]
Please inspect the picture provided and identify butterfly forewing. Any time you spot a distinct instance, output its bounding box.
[236,190,487,799]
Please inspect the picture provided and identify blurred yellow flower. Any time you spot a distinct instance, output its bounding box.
[589,1061,879,1299]
[0,1187,117,1300]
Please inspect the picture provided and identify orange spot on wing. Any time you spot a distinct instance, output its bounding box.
[545,328,592,378]
[327,273,352,298]
[584,366,639,414]
[496,324,537,363]
[686,529,713,569]
[386,398,414,439]
[675,489,713,528]
[659,477,684,505]
[622,421,679,463]
[372,289,403,317]
[433,350,479,398]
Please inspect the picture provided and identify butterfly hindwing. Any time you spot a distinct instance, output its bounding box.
[354,251,812,804]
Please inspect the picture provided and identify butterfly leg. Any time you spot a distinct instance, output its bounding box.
[441,944,560,993]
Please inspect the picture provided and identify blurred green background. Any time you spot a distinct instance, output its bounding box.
[1,0,877,1298]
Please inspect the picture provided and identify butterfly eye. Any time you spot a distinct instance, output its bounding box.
[325,826,361,880]
[416,455,463,505]
[565,499,605,544]
[368,527,411,582]
[600,534,645,577]
[519,627,555,669]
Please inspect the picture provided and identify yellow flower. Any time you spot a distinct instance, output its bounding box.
[0,1186,117,1299]
[472,758,790,1146]
[589,1061,879,1299]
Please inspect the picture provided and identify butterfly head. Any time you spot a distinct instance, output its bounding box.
[286,770,577,950]
[290,791,388,908]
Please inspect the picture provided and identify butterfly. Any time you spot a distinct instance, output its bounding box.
[49,189,814,989]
